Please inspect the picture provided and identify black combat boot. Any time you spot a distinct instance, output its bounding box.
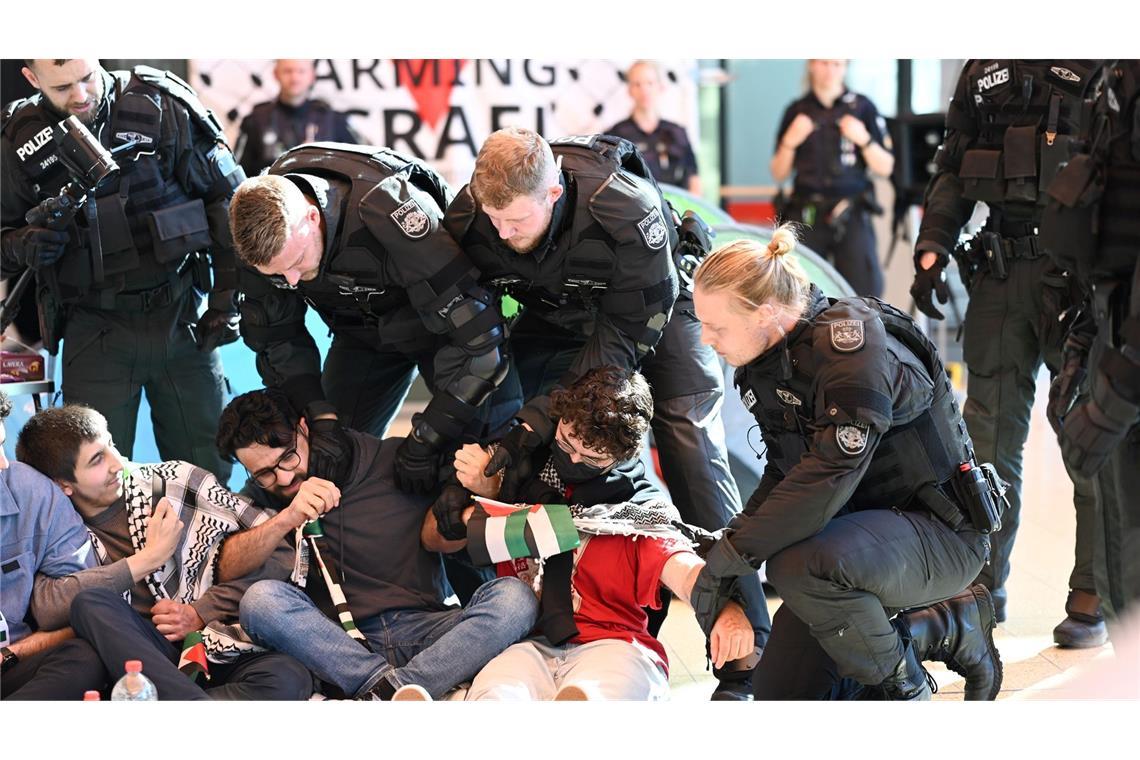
[895,584,1003,700]
[878,637,932,701]
[1053,589,1108,649]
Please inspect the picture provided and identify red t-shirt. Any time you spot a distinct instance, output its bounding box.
[497,534,690,676]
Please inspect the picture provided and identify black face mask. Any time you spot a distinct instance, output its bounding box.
[550,444,613,484]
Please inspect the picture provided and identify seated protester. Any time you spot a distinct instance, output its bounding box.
[1,391,106,700]
[425,367,755,701]
[15,405,312,701]
[215,389,538,701]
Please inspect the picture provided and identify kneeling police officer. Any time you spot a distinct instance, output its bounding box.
[690,226,1005,699]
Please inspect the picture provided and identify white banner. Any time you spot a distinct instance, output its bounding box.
[189,58,699,187]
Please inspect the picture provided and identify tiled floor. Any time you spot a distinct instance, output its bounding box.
[394,369,1136,701]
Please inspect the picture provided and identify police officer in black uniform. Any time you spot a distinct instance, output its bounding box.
[444,127,769,699]
[607,60,701,194]
[228,143,512,501]
[771,59,893,298]
[1040,60,1140,620]
[1,59,244,482]
[690,227,1004,700]
[235,59,358,178]
[911,60,1108,647]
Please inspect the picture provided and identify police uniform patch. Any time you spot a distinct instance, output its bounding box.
[776,388,802,406]
[742,388,757,411]
[830,319,865,352]
[1049,66,1081,83]
[115,131,154,147]
[836,421,869,456]
[549,134,598,148]
[637,208,668,251]
[390,198,431,240]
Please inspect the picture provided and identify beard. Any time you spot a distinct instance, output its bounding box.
[44,95,101,126]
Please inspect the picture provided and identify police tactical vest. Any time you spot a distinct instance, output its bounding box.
[3,66,217,299]
[464,134,676,317]
[954,59,1103,217]
[1041,60,1140,284]
[267,142,452,339]
[248,99,339,163]
[734,295,972,510]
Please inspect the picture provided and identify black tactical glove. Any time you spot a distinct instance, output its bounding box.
[1,226,69,270]
[483,424,545,502]
[671,521,722,559]
[394,427,441,495]
[1060,348,1140,478]
[194,290,240,352]
[1047,332,1091,436]
[910,255,951,320]
[676,210,713,290]
[432,484,472,541]
[306,410,353,486]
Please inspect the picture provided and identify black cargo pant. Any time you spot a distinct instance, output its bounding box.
[962,253,1099,608]
[1,638,107,701]
[757,507,987,698]
[505,300,772,649]
[799,206,883,299]
[62,290,231,483]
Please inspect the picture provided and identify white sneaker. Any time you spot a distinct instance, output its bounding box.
[392,683,432,701]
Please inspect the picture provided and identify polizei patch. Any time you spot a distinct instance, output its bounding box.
[390,198,431,239]
[975,64,1009,94]
[836,421,869,456]
[742,388,757,411]
[637,208,668,250]
[830,320,865,352]
[1049,66,1080,83]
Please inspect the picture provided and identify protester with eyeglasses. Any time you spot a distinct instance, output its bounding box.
[14,403,313,700]
[213,388,537,701]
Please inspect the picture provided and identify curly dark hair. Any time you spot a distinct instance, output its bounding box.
[15,404,106,482]
[0,390,11,421]
[549,366,653,463]
[216,388,299,463]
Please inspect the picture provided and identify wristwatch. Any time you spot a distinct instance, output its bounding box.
[1,646,18,674]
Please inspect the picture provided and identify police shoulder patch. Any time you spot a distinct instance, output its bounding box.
[830,319,865,352]
[742,388,758,411]
[390,198,431,240]
[637,207,668,251]
[836,421,869,456]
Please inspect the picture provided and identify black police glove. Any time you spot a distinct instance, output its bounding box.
[194,290,240,352]
[432,484,472,541]
[1060,350,1140,478]
[483,424,545,502]
[672,521,722,559]
[1,226,69,270]
[1047,334,1091,436]
[678,210,713,256]
[911,256,951,320]
[306,411,353,486]
[394,430,440,494]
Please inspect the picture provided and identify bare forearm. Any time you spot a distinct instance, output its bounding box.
[862,143,894,177]
[421,511,468,554]
[218,513,296,581]
[9,628,75,658]
[770,144,795,184]
[660,552,705,607]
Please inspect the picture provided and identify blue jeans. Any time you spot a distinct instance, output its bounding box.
[240,576,538,698]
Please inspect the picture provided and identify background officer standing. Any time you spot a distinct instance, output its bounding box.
[228,142,512,498]
[1040,59,1140,622]
[771,59,893,298]
[445,127,769,699]
[911,59,1107,647]
[235,59,359,178]
[1,58,244,482]
[607,60,702,195]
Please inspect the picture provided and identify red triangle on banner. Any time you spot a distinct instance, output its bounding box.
[394,59,468,130]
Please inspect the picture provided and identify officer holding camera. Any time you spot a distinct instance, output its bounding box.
[911,60,1108,647]
[1,59,245,482]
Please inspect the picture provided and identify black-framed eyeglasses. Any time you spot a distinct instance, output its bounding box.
[246,431,304,488]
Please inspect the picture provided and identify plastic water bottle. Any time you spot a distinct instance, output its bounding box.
[110,660,158,701]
